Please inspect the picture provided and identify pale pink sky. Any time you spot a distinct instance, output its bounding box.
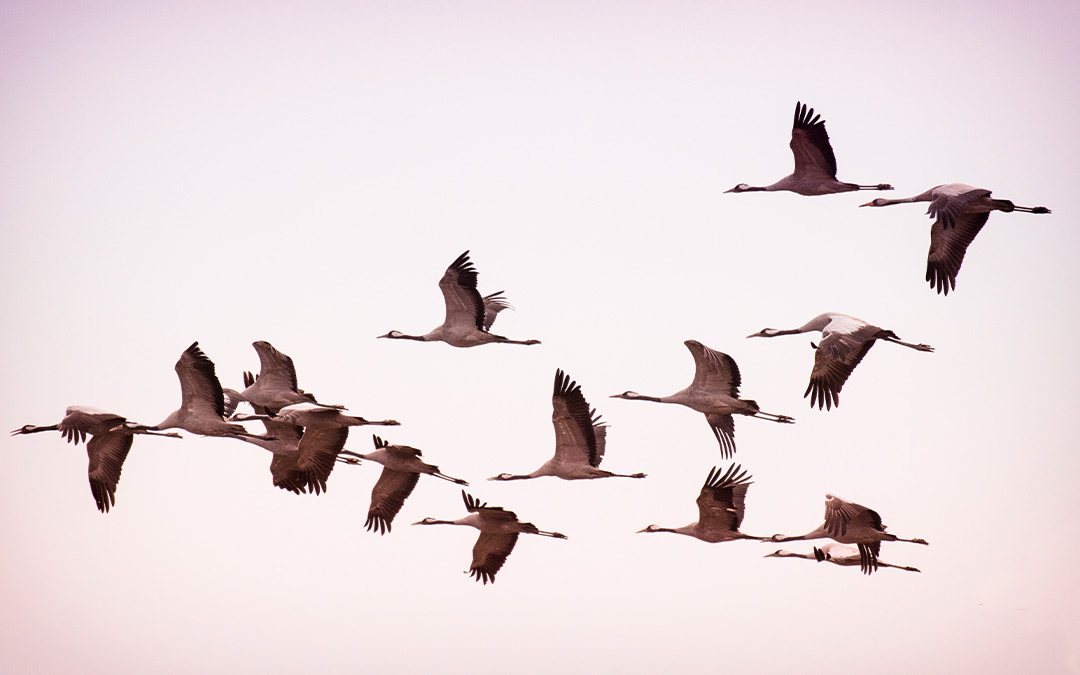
[2,2,1079,673]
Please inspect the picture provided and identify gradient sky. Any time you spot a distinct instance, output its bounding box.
[2,2,1079,673]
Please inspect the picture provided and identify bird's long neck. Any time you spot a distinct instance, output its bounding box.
[871,191,935,207]
[772,525,827,543]
[151,411,182,432]
[12,424,60,435]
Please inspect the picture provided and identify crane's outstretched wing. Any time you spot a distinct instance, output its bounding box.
[696,464,752,533]
[790,102,838,180]
[86,430,134,513]
[552,369,606,467]
[684,340,742,397]
[469,532,519,584]
[175,342,227,419]
[297,426,350,495]
[926,211,989,296]
[366,468,421,535]
[704,413,737,459]
[439,251,487,332]
[481,291,512,331]
[805,324,882,410]
[927,186,991,230]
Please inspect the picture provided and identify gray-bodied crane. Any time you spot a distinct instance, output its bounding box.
[378,250,540,347]
[769,494,928,574]
[747,312,933,411]
[489,369,645,481]
[637,464,765,543]
[12,405,180,512]
[610,340,793,458]
[413,490,566,584]
[860,183,1051,295]
[725,102,893,196]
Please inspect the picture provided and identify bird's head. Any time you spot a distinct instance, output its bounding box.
[411,517,442,526]
[746,328,778,338]
[859,198,889,207]
[488,473,517,481]
[724,183,758,193]
[636,524,665,534]
[610,391,642,400]
[377,330,403,339]
[10,425,34,435]
[764,549,797,559]
[768,533,790,543]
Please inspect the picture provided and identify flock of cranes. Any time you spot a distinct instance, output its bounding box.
[13,100,1051,581]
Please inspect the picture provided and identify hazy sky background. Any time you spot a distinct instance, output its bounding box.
[2,1,1079,673]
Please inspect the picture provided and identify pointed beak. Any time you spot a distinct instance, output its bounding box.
[859,201,874,207]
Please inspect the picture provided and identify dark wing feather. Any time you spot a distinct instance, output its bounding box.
[297,426,350,495]
[552,369,605,467]
[60,408,126,445]
[684,340,742,397]
[928,187,991,230]
[805,326,882,411]
[481,291,512,331]
[469,532,519,584]
[696,464,752,532]
[365,468,420,535]
[462,490,518,522]
[252,341,301,394]
[86,430,134,513]
[175,342,227,418]
[858,541,881,575]
[704,413,737,459]
[269,452,307,494]
[926,211,990,296]
[439,251,487,331]
[824,496,880,538]
[790,101,838,179]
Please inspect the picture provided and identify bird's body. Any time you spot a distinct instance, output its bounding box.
[226,370,362,494]
[12,405,180,512]
[231,415,357,495]
[360,434,468,535]
[748,312,933,410]
[273,402,400,430]
[151,342,260,439]
[637,464,764,543]
[611,340,793,458]
[765,542,920,572]
[378,250,540,347]
[490,369,645,481]
[238,341,325,413]
[726,102,892,196]
[413,490,566,584]
[860,183,1051,295]
[770,494,928,574]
